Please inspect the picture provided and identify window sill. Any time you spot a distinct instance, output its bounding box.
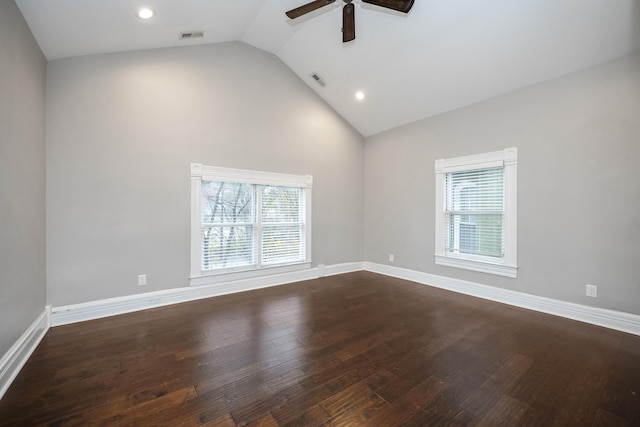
[190,262,312,286]
[435,255,518,278]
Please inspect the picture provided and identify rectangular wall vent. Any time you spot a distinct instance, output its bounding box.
[179,31,205,40]
[310,72,326,87]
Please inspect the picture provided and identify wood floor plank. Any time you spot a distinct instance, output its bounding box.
[244,412,279,427]
[551,371,606,426]
[280,404,330,427]
[420,365,487,425]
[476,394,530,427]
[592,408,631,427]
[366,374,448,425]
[459,352,533,418]
[1,271,639,426]
[268,381,336,425]
[320,373,380,417]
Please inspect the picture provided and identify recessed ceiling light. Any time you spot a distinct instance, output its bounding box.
[355,91,365,101]
[137,8,155,20]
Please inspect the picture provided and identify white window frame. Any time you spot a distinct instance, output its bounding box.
[190,163,312,285]
[434,147,518,278]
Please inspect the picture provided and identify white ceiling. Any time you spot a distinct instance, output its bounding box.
[16,0,640,136]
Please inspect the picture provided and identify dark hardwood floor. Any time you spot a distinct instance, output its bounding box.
[1,271,639,426]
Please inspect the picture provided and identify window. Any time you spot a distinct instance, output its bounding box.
[190,164,312,282]
[434,148,518,278]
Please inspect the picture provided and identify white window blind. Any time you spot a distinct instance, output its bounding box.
[261,186,305,266]
[201,181,255,271]
[445,167,504,258]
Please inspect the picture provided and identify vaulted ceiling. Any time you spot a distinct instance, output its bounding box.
[16,0,640,136]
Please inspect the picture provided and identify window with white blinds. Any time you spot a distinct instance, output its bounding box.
[261,186,305,266]
[201,181,255,271]
[445,167,504,258]
[191,164,312,280]
[435,148,518,278]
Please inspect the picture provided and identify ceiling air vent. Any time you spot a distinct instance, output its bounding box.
[310,72,326,87]
[179,31,205,40]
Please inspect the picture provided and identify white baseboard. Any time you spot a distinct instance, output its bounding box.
[0,307,50,400]
[51,262,364,326]
[364,262,640,336]
[50,260,640,336]
[318,262,365,277]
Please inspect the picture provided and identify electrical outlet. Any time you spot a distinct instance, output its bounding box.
[389,254,394,262]
[586,284,597,298]
[138,274,147,286]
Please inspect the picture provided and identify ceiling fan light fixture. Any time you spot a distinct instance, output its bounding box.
[137,8,155,20]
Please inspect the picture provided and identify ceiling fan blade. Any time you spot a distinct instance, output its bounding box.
[361,0,415,13]
[342,3,355,42]
[286,0,336,19]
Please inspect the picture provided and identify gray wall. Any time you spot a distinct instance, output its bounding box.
[364,52,640,315]
[0,0,47,355]
[46,42,364,306]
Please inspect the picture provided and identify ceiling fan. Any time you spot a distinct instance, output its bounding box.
[285,0,415,42]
